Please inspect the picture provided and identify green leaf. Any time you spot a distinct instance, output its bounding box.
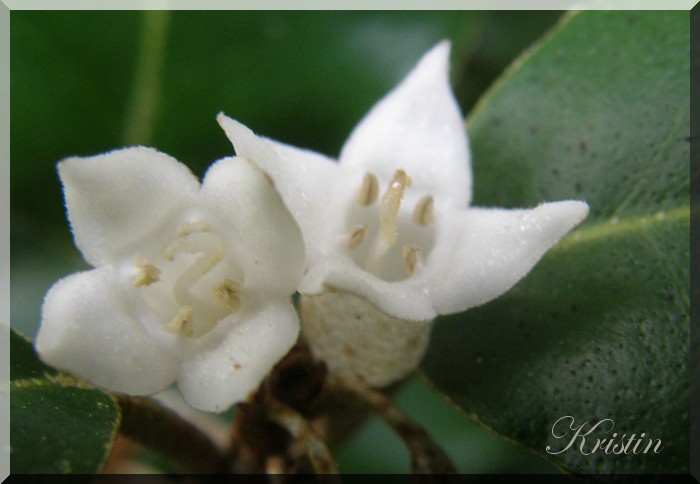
[10,329,120,473]
[422,11,689,474]
[11,385,120,474]
[10,11,479,234]
[10,330,57,381]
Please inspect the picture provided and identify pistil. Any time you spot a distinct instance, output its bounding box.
[349,170,433,281]
[379,170,412,247]
[163,231,224,305]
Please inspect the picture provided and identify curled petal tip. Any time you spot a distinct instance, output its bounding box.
[419,40,452,71]
[217,114,256,144]
[216,111,229,126]
[548,200,590,226]
[434,39,451,56]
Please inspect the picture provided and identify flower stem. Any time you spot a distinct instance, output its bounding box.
[116,395,228,473]
[266,399,339,475]
[326,378,458,474]
[123,10,170,146]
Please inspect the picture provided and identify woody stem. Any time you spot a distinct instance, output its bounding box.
[116,395,228,473]
[326,377,457,474]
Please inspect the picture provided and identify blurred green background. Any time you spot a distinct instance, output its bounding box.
[11,10,566,473]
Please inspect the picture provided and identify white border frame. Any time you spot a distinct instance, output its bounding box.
[1,3,696,481]
[1,0,10,480]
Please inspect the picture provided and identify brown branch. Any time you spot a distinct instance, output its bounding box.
[327,378,457,474]
[117,394,228,473]
[266,399,339,475]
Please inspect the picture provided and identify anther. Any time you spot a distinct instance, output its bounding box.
[356,173,379,206]
[412,195,434,226]
[347,224,369,250]
[166,305,194,337]
[380,170,412,246]
[215,279,241,312]
[402,244,422,276]
[131,257,161,287]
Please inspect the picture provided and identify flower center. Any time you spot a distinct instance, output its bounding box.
[129,221,243,338]
[344,170,436,282]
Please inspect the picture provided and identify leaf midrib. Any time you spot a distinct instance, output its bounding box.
[553,205,690,309]
[554,205,689,250]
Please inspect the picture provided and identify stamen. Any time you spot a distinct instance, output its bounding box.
[402,244,422,276]
[356,172,379,206]
[347,224,369,250]
[215,279,241,312]
[176,221,210,237]
[380,170,412,246]
[131,257,161,287]
[166,305,194,337]
[412,195,434,226]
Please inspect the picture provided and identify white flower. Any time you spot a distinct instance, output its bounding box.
[35,147,305,412]
[217,41,589,387]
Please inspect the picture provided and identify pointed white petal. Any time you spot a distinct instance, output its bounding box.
[35,267,178,395]
[217,115,357,257]
[177,298,299,412]
[301,255,437,322]
[200,156,304,294]
[426,201,589,314]
[339,42,471,206]
[59,147,200,266]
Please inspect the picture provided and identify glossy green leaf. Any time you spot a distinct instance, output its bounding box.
[422,11,689,474]
[10,329,57,381]
[10,11,479,235]
[10,329,120,473]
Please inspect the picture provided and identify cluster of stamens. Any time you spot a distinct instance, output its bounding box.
[347,169,435,279]
[130,221,242,338]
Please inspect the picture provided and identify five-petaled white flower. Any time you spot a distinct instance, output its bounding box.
[36,148,305,412]
[217,41,589,387]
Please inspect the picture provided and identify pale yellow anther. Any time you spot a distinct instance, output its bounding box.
[412,195,435,226]
[214,279,241,313]
[347,224,369,250]
[131,257,161,287]
[176,221,210,238]
[356,172,379,206]
[401,244,422,276]
[166,305,194,337]
[380,170,412,246]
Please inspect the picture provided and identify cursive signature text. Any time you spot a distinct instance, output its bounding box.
[545,416,663,455]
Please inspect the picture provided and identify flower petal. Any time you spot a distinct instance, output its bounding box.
[35,267,178,395]
[177,297,299,412]
[200,155,304,294]
[426,201,589,314]
[59,147,200,266]
[301,255,437,321]
[217,115,357,257]
[338,41,471,206]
